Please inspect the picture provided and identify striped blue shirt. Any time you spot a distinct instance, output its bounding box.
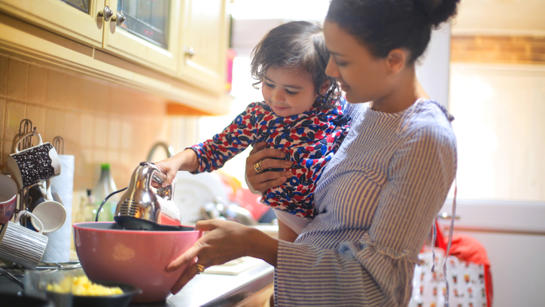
[274,99,457,306]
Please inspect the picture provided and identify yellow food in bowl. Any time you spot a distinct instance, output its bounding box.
[47,275,123,296]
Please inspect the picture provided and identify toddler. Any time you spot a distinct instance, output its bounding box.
[157,21,350,241]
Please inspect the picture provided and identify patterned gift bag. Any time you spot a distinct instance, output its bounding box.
[408,248,489,307]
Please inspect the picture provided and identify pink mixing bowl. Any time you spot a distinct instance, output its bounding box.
[73,222,200,303]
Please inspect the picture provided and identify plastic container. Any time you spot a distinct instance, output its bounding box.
[93,164,118,221]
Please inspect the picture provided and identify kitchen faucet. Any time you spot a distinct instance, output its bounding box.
[146,141,174,162]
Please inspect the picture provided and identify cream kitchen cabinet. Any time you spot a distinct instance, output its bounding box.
[103,0,181,76]
[0,0,104,47]
[0,0,228,95]
[178,0,228,93]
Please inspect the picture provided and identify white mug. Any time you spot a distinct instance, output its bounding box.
[6,131,61,189]
[0,210,48,268]
[25,183,66,234]
[30,201,66,234]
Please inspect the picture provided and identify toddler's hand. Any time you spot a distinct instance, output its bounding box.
[154,157,181,187]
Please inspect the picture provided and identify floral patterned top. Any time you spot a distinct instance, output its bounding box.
[191,98,351,217]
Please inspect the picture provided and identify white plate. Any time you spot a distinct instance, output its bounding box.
[172,171,228,224]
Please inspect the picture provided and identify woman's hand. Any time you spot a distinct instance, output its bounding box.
[166,219,278,294]
[245,142,292,194]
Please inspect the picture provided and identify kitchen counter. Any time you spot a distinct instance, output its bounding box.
[0,258,273,307]
[130,257,274,307]
[131,224,278,306]
[0,224,278,306]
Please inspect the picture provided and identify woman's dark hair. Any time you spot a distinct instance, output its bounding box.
[251,21,339,109]
[326,0,460,63]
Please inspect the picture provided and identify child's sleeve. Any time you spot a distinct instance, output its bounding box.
[191,103,262,172]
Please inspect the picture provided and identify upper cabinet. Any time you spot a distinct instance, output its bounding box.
[0,0,104,47]
[178,0,228,93]
[104,0,181,76]
[0,0,228,97]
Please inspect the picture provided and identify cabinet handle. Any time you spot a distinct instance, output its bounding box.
[111,12,126,26]
[184,47,196,58]
[97,5,113,22]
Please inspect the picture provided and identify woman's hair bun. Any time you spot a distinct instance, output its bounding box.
[414,0,460,27]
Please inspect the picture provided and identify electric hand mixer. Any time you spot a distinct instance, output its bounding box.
[96,162,188,231]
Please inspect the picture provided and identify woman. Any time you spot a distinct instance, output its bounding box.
[165,0,459,305]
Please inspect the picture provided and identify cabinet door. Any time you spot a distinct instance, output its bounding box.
[178,0,228,93]
[103,0,180,76]
[0,0,104,47]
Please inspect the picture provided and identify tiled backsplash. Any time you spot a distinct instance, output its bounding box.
[0,51,198,194]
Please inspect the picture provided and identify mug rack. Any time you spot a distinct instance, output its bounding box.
[8,119,55,228]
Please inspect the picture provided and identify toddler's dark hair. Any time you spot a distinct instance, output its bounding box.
[251,21,339,109]
[326,0,460,63]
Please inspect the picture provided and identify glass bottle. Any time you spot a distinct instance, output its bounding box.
[93,163,118,221]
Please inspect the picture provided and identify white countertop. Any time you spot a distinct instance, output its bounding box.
[166,257,274,307]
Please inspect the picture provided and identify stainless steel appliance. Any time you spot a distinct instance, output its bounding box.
[111,162,185,231]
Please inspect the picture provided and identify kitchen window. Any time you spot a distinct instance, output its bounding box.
[449,62,545,202]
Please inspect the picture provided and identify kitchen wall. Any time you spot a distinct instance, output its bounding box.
[452,35,545,64]
[0,51,199,200]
